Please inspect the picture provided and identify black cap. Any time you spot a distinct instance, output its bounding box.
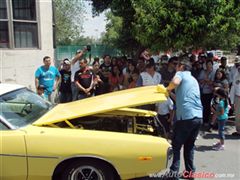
[38,85,44,89]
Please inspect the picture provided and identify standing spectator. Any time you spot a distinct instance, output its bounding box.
[35,56,60,103]
[92,61,104,96]
[123,61,137,88]
[59,58,72,103]
[74,59,94,100]
[160,56,178,87]
[136,63,161,87]
[230,56,240,86]
[159,55,170,73]
[166,57,202,179]
[191,60,204,80]
[136,63,161,111]
[219,56,231,83]
[213,69,229,92]
[209,69,229,131]
[100,55,112,93]
[136,57,146,73]
[212,88,229,150]
[230,57,240,136]
[128,70,139,89]
[109,65,124,91]
[71,48,87,101]
[198,60,215,126]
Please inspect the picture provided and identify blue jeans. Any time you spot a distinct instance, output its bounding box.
[170,118,202,179]
[71,82,79,101]
[218,120,226,140]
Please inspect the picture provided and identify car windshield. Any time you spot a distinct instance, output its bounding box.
[0,88,52,128]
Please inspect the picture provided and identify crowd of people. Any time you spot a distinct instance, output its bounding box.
[34,48,239,179]
[34,48,240,137]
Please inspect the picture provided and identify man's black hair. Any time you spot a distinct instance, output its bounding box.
[43,56,50,61]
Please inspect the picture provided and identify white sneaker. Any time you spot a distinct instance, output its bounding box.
[212,142,221,146]
[213,144,224,151]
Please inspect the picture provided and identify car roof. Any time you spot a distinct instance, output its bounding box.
[33,85,167,126]
[0,83,25,96]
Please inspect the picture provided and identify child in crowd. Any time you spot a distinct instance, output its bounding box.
[209,88,220,131]
[128,70,139,89]
[156,97,174,138]
[212,88,229,151]
[37,85,45,99]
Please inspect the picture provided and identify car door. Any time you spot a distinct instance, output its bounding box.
[0,120,27,180]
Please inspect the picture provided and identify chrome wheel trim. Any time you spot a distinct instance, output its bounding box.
[70,165,104,180]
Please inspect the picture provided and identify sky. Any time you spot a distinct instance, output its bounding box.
[82,1,107,39]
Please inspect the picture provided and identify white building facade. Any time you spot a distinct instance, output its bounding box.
[0,0,55,89]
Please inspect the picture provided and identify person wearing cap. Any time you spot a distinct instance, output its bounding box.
[35,56,61,103]
[71,48,88,101]
[230,56,240,136]
[218,56,231,83]
[159,55,169,74]
[37,85,45,99]
[166,56,202,179]
[230,56,240,86]
[136,61,161,110]
[136,61,161,87]
[160,56,178,87]
[59,58,72,103]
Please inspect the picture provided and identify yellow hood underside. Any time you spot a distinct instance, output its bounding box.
[33,85,167,126]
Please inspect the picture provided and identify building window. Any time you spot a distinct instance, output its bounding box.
[0,0,9,48]
[0,0,7,19]
[14,22,38,48]
[0,0,39,49]
[12,0,36,20]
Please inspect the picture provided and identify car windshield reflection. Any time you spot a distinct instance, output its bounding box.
[0,88,52,128]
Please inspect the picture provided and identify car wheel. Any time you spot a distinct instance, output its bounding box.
[61,160,117,180]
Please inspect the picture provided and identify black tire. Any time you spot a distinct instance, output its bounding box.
[61,159,117,180]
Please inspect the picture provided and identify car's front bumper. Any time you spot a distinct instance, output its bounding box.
[166,147,173,168]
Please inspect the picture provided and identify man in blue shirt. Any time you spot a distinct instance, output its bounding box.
[166,56,203,180]
[35,56,61,103]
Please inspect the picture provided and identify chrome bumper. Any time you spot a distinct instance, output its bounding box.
[166,147,173,168]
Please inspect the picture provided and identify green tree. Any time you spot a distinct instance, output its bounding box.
[132,0,240,51]
[54,0,85,45]
[90,0,240,52]
[90,0,141,55]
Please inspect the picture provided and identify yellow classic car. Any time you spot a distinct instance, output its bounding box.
[0,84,172,180]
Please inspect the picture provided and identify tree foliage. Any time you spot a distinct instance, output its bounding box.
[132,0,240,51]
[89,0,141,55]
[54,0,85,45]
[90,0,240,52]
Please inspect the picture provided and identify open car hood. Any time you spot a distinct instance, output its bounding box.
[33,85,167,126]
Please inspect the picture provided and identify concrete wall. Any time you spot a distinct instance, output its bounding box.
[0,0,54,90]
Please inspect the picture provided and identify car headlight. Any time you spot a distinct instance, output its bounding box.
[166,147,173,168]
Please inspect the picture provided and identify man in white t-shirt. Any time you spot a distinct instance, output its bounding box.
[136,62,162,87]
[136,62,162,110]
[71,48,87,101]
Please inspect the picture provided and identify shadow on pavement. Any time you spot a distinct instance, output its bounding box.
[202,133,240,140]
[195,145,215,152]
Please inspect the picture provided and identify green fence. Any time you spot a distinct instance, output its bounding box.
[55,45,121,64]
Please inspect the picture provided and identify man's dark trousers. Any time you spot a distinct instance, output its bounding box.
[170,118,202,179]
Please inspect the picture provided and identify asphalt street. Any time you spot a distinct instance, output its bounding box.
[135,120,240,180]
